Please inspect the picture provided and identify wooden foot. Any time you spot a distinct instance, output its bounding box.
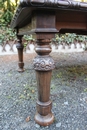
[18,62,24,72]
[16,35,24,72]
[33,39,55,126]
[35,112,54,126]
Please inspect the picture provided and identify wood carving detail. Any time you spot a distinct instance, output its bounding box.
[33,39,55,71]
[33,55,55,71]
[11,0,87,29]
[20,0,87,9]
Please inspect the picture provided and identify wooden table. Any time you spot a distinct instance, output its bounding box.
[11,0,87,126]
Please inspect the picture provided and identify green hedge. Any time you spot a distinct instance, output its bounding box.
[0,27,87,46]
[52,33,87,45]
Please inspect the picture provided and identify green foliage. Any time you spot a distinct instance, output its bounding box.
[0,34,5,45]
[0,27,34,45]
[52,34,62,44]
[23,35,35,41]
[23,35,35,48]
[0,0,18,26]
[0,25,87,46]
[0,26,16,45]
[64,33,76,44]
[1,9,13,25]
[75,35,86,43]
[52,33,87,45]
[0,0,87,47]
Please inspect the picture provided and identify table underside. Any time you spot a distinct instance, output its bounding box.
[11,0,87,35]
[16,9,87,35]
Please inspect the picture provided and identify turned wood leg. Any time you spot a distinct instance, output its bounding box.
[16,35,24,72]
[33,39,55,126]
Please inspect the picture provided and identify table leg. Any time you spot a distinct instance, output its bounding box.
[16,35,24,72]
[33,39,55,126]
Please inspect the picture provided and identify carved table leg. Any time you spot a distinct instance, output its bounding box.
[33,39,55,126]
[16,35,24,72]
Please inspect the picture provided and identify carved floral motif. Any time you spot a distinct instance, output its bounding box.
[33,55,55,71]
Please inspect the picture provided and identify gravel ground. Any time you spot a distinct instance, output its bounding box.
[0,52,87,130]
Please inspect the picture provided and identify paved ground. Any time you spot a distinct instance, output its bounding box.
[0,52,87,130]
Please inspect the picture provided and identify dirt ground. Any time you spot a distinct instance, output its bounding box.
[0,52,87,130]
